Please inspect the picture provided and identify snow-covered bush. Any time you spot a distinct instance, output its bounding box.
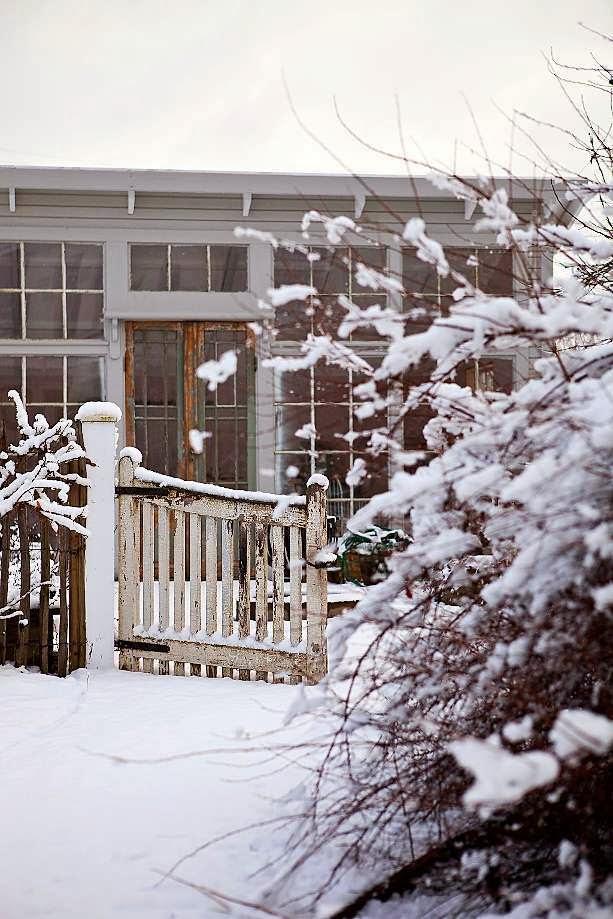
[0,391,88,619]
[253,42,613,917]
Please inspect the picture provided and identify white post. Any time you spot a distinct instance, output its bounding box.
[75,401,122,670]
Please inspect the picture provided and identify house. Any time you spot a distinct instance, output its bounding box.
[0,167,559,530]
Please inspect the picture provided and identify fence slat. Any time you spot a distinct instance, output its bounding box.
[254,521,268,681]
[68,440,87,672]
[57,528,69,677]
[221,518,234,677]
[118,454,141,672]
[289,526,303,648]
[306,479,328,683]
[158,504,170,675]
[0,511,10,666]
[237,517,250,680]
[189,513,202,676]
[205,516,218,677]
[173,510,186,676]
[142,502,154,673]
[271,525,285,646]
[16,505,30,669]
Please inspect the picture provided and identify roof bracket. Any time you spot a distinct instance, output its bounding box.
[354,192,366,220]
[242,191,252,217]
[8,187,15,213]
[127,188,135,215]
[464,198,477,220]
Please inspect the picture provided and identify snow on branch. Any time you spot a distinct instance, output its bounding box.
[0,391,88,533]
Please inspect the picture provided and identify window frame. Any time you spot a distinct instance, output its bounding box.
[0,241,105,341]
[128,243,249,293]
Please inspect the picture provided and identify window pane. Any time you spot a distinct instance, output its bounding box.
[26,292,63,338]
[24,243,62,289]
[315,402,349,449]
[171,245,207,291]
[0,292,21,337]
[353,453,389,499]
[478,249,514,296]
[275,404,312,450]
[130,245,168,291]
[66,293,104,339]
[274,299,312,341]
[402,249,436,294]
[311,248,348,294]
[67,357,104,402]
[274,249,310,287]
[274,368,310,403]
[210,246,247,292]
[0,356,23,447]
[0,356,23,402]
[440,248,475,295]
[313,363,351,402]
[350,246,386,278]
[65,244,103,290]
[312,295,344,336]
[30,405,63,427]
[0,243,20,289]
[26,356,63,404]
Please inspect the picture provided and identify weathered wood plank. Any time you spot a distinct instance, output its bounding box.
[271,525,285,645]
[118,454,141,672]
[16,505,31,668]
[173,510,186,676]
[189,513,201,676]
[144,493,307,528]
[57,528,69,677]
[119,635,307,675]
[158,504,170,675]
[254,521,268,681]
[237,517,251,680]
[142,502,154,673]
[289,526,303,647]
[39,518,50,674]
[306,479,328,683]
[205,516,218,677]
[221,518,234,677]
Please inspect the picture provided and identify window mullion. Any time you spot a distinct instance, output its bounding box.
[20,242,26,340]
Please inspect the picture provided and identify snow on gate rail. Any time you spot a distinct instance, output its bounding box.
[116,448,328,683]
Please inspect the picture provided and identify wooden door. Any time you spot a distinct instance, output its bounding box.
[125,322,256,486]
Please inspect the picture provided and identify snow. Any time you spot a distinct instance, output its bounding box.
[550,708,613,759]
[134,465,307,506]
[195,350,237,392]
[267,283,316,306]
[119,445,143,465]
[75,401,122,422]
[306,472,329,489]
[448,736,559,816]
[0,665,308,919]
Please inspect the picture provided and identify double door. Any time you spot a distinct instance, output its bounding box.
[124,322,255,487]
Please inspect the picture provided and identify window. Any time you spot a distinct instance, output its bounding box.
[273,359,389,526]
[273,245,387,341]
[402,246,514,322]
[129,244,248,292]
[271,246,390,528]
[0,355,105,446]
[0,242,104,340]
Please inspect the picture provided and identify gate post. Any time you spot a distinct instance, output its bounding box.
[305,474,329,683]
[76,402,121,669]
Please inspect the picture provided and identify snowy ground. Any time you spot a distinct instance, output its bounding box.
[0,666,311,919]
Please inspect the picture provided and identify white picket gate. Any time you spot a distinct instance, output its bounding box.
[116,450,328,683]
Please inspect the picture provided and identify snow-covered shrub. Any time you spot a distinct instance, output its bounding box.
[253,45,613,916]
[0,391,88,619]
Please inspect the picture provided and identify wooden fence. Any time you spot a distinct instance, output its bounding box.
[0,425,87,676]
[116,451,328,683]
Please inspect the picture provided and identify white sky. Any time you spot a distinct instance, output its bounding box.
[0,0,611,176]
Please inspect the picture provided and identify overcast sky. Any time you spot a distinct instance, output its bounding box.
[0,0,611,176]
